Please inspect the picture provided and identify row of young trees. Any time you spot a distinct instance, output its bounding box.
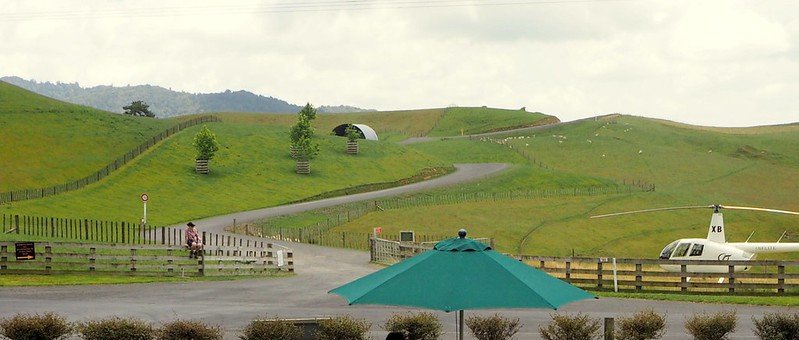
[289,103,361,174]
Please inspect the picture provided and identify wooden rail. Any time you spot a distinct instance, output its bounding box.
[519,255,799,295]
[0,241,293,277]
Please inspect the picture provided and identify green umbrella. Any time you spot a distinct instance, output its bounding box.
[330,230,595,339]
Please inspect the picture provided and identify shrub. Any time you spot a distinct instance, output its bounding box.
[0,312,72,340]
[77,316,154,340]
[239,317,302,340]
[539,313,601,340]
[157,319,223,340]
[315,315,371,340]
[193,125,220,160]
[383,312,443,340]
[752,312,799,340]
[684,311,736,340]
[466,313,521,340]
[615,309,666,340]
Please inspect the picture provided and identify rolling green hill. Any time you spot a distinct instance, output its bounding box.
[0,85,557,225]
[0,82,174,191]
[331,115,799,257]
[5,80,799,262]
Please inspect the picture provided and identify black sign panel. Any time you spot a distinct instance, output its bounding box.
[15,242,35,261]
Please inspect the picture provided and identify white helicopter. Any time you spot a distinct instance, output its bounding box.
[591,204,799,273]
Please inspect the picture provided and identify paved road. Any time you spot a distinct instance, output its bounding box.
[0,161,789,339]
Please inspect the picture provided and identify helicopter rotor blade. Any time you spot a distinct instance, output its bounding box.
[720,205,799,215]
[590,205,712,219]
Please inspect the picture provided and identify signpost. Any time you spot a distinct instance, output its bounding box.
[141,193,149,224]
[15,242,35,260]
[373,227,382,236]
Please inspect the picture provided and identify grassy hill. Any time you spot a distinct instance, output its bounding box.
[0,81,174,191]
[0,85,557,225]
[330,115,799,257]
[6,80,798,262]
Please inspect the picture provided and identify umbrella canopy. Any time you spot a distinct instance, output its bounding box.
[330,233,594,312]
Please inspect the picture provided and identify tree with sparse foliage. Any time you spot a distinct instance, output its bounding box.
[123,100,155,117]
[345,124,361,142]
[193,125,220,160]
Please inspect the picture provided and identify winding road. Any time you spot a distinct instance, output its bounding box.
[0,162,786,339]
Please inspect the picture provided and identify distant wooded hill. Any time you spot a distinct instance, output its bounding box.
[0,76,372,117]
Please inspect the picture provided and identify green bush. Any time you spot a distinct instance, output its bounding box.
[615,309,666,340]
[752,312,799,340]
[77,316,154,340]
[539,313,601,340]
[383,312,443,340]
[465,313,521,340]
[684,311,736,340]
[157,319,223,340]
[0,312,72,340]
[315,315,371,340]
[239,317,302,340]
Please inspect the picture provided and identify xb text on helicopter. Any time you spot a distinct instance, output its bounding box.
[591,204,799,273]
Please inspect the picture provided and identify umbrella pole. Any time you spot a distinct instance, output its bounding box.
[458,310,464,340]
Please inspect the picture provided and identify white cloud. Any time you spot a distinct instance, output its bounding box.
[1,0,798,127]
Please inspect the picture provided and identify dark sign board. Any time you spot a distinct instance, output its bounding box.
[15,242,35,261]
[399,231,415,243]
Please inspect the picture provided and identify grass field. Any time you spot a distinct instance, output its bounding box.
[4,83,799,266]
[0,82,175,191]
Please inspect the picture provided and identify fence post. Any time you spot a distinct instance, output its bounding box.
[15,215,19,234]
[778,265,786,294]
[161,227,166,245]
[604,318,614,340]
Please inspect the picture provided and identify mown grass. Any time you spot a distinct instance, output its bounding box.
[331,116,799,259]
[596,291,799,306]
[0,81,175,191]
[427,107,555,137]
[0,120,443,225]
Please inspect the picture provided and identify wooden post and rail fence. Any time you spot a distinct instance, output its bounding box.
[369,236,799,295]
[1,213,294,276]
[0,241,293,276]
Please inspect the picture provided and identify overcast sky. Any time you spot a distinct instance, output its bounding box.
[1,0,797,127]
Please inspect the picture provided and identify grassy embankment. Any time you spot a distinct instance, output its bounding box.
[328,116,799,258]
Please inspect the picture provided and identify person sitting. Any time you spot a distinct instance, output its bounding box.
[185,222,203,258]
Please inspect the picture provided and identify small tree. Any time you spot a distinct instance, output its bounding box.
[290,104,319,173]
[123,100,155,117]
[193,125,220,160]
[193,125,220,174]
[344,124,360,155]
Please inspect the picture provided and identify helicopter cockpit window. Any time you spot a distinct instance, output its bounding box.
[689,244,704,256]
[660,241,679,259]
[672,243,691,258]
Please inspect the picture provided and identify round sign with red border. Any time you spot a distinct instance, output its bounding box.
[141,193,149,202]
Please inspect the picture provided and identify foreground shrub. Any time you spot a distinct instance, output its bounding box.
[0,312,72,340]
[77,316,154,340]
[315,315,371,340]
[752,312,799,340]
[239,317,302,340]
[615,309,666,340]
[157,319,223,340]
[685,311,736,340]
[466,313,521,340]
[539,313,601,340]
[383,312,443,340]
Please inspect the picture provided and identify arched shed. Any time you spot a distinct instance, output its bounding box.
[332,124,379,141]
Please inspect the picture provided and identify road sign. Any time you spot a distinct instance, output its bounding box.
[15,242,35,260]
[141,193,149,202]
